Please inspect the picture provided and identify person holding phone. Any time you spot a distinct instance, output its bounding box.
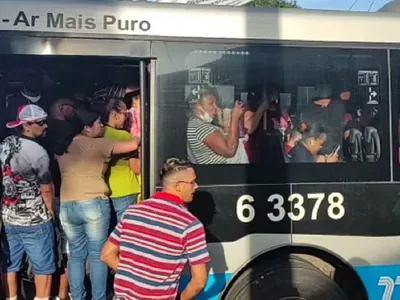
[289,123,338,163]
[187,88,246,164]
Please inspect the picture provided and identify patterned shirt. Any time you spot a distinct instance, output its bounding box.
[109,192,211,300]
[187,118,227,164]
[0,135,52,226]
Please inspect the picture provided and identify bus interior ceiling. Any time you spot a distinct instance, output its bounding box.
[0,55,142,136]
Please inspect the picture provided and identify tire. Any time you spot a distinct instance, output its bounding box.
[223,257,348,300]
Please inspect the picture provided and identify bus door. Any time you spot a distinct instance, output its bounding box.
[139,59,155,201]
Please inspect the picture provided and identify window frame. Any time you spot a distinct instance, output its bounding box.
[152,40,391,187]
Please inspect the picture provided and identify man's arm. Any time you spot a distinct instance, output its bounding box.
[101,216,123,270]
[40,183,55,218]
[180,264,208,300]
[180,220,211,300]
[35,152,55,217]
[101,240,120,270]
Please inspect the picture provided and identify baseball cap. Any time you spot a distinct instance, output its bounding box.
[6,104,48,129]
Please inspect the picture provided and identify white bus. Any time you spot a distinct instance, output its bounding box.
[1,1,400,299]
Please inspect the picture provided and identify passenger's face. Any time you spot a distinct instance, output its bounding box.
[310,134,327,154]
[340,91,351,101]
[176,168,198,203]
[24,118,48,138]
[200,95,218,117]
[87,118,104,138]
[132,95,140,109]
[59,99,75,118]
[112,103,128,129]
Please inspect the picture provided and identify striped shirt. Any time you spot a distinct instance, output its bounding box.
[109,192,211,300]
[187,118,227,164]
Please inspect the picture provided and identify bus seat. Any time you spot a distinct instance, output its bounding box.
[347,128,363,162]
[364,126,381,162]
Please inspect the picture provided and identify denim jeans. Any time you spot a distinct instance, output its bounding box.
[110,194,138,222]
[60,198,111,300]
[2,221,56,275]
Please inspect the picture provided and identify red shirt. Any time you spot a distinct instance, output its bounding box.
[285,144,293,154]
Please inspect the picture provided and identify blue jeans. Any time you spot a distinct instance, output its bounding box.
[60,198,111,300]
[111,194,138,222]
[1,221,56,275]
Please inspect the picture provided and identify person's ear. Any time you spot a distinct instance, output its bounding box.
[83,125,91,134]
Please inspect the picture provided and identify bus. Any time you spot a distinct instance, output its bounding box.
[1,0,400,299]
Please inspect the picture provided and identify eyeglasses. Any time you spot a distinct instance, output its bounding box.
[164,178,197,186]
[27,120,47,127]
[177,180,197,185]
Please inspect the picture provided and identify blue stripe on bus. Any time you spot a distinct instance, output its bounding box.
[179,272,232,300]
[179,265,400,299]
[355,264,400,300]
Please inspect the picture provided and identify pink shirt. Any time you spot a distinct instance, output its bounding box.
[129,108,141,137]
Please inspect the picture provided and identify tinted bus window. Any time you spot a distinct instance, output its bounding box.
[153,42,389,186]
[391,50,400,181]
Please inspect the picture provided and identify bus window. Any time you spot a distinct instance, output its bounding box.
[153,42,390,185]
[390,50,400,181]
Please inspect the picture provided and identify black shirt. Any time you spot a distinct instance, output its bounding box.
[300,98,346,155]
[40,118,73,197]
[289,143,316,163]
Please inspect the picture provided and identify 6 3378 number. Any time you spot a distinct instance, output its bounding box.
[236,192,345,223]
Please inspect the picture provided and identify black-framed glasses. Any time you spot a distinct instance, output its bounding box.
[28,119,47,126]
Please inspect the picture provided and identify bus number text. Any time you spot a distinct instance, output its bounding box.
[236,192,345,223]
[378,276,400,300]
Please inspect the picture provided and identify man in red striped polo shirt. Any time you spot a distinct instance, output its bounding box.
[101,158,210,300]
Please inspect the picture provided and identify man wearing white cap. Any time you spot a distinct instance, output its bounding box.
[0,104,56,300]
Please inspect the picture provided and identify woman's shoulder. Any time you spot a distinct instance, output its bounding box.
[104,126,132,141]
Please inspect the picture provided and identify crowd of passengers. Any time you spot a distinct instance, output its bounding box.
[187,81,380,165]
[0,69,145,300]
[0,69,381,300]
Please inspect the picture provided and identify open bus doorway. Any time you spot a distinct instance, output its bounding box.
[0,54,149,300]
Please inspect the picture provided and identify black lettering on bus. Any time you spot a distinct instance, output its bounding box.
[85,18,96,30]
[103,15,115,30]
[13,11,38,27]
[65,17,77,29]
[129,20,139,31]
[118,20,130,31]
[139,21,150,31]
[47,13,63,29]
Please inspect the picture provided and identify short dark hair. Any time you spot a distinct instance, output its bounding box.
[302,122,327,141]
[54,107,100,155]
[160,158,192,182]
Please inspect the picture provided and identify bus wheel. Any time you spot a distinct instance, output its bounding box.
[223,258,348,300]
